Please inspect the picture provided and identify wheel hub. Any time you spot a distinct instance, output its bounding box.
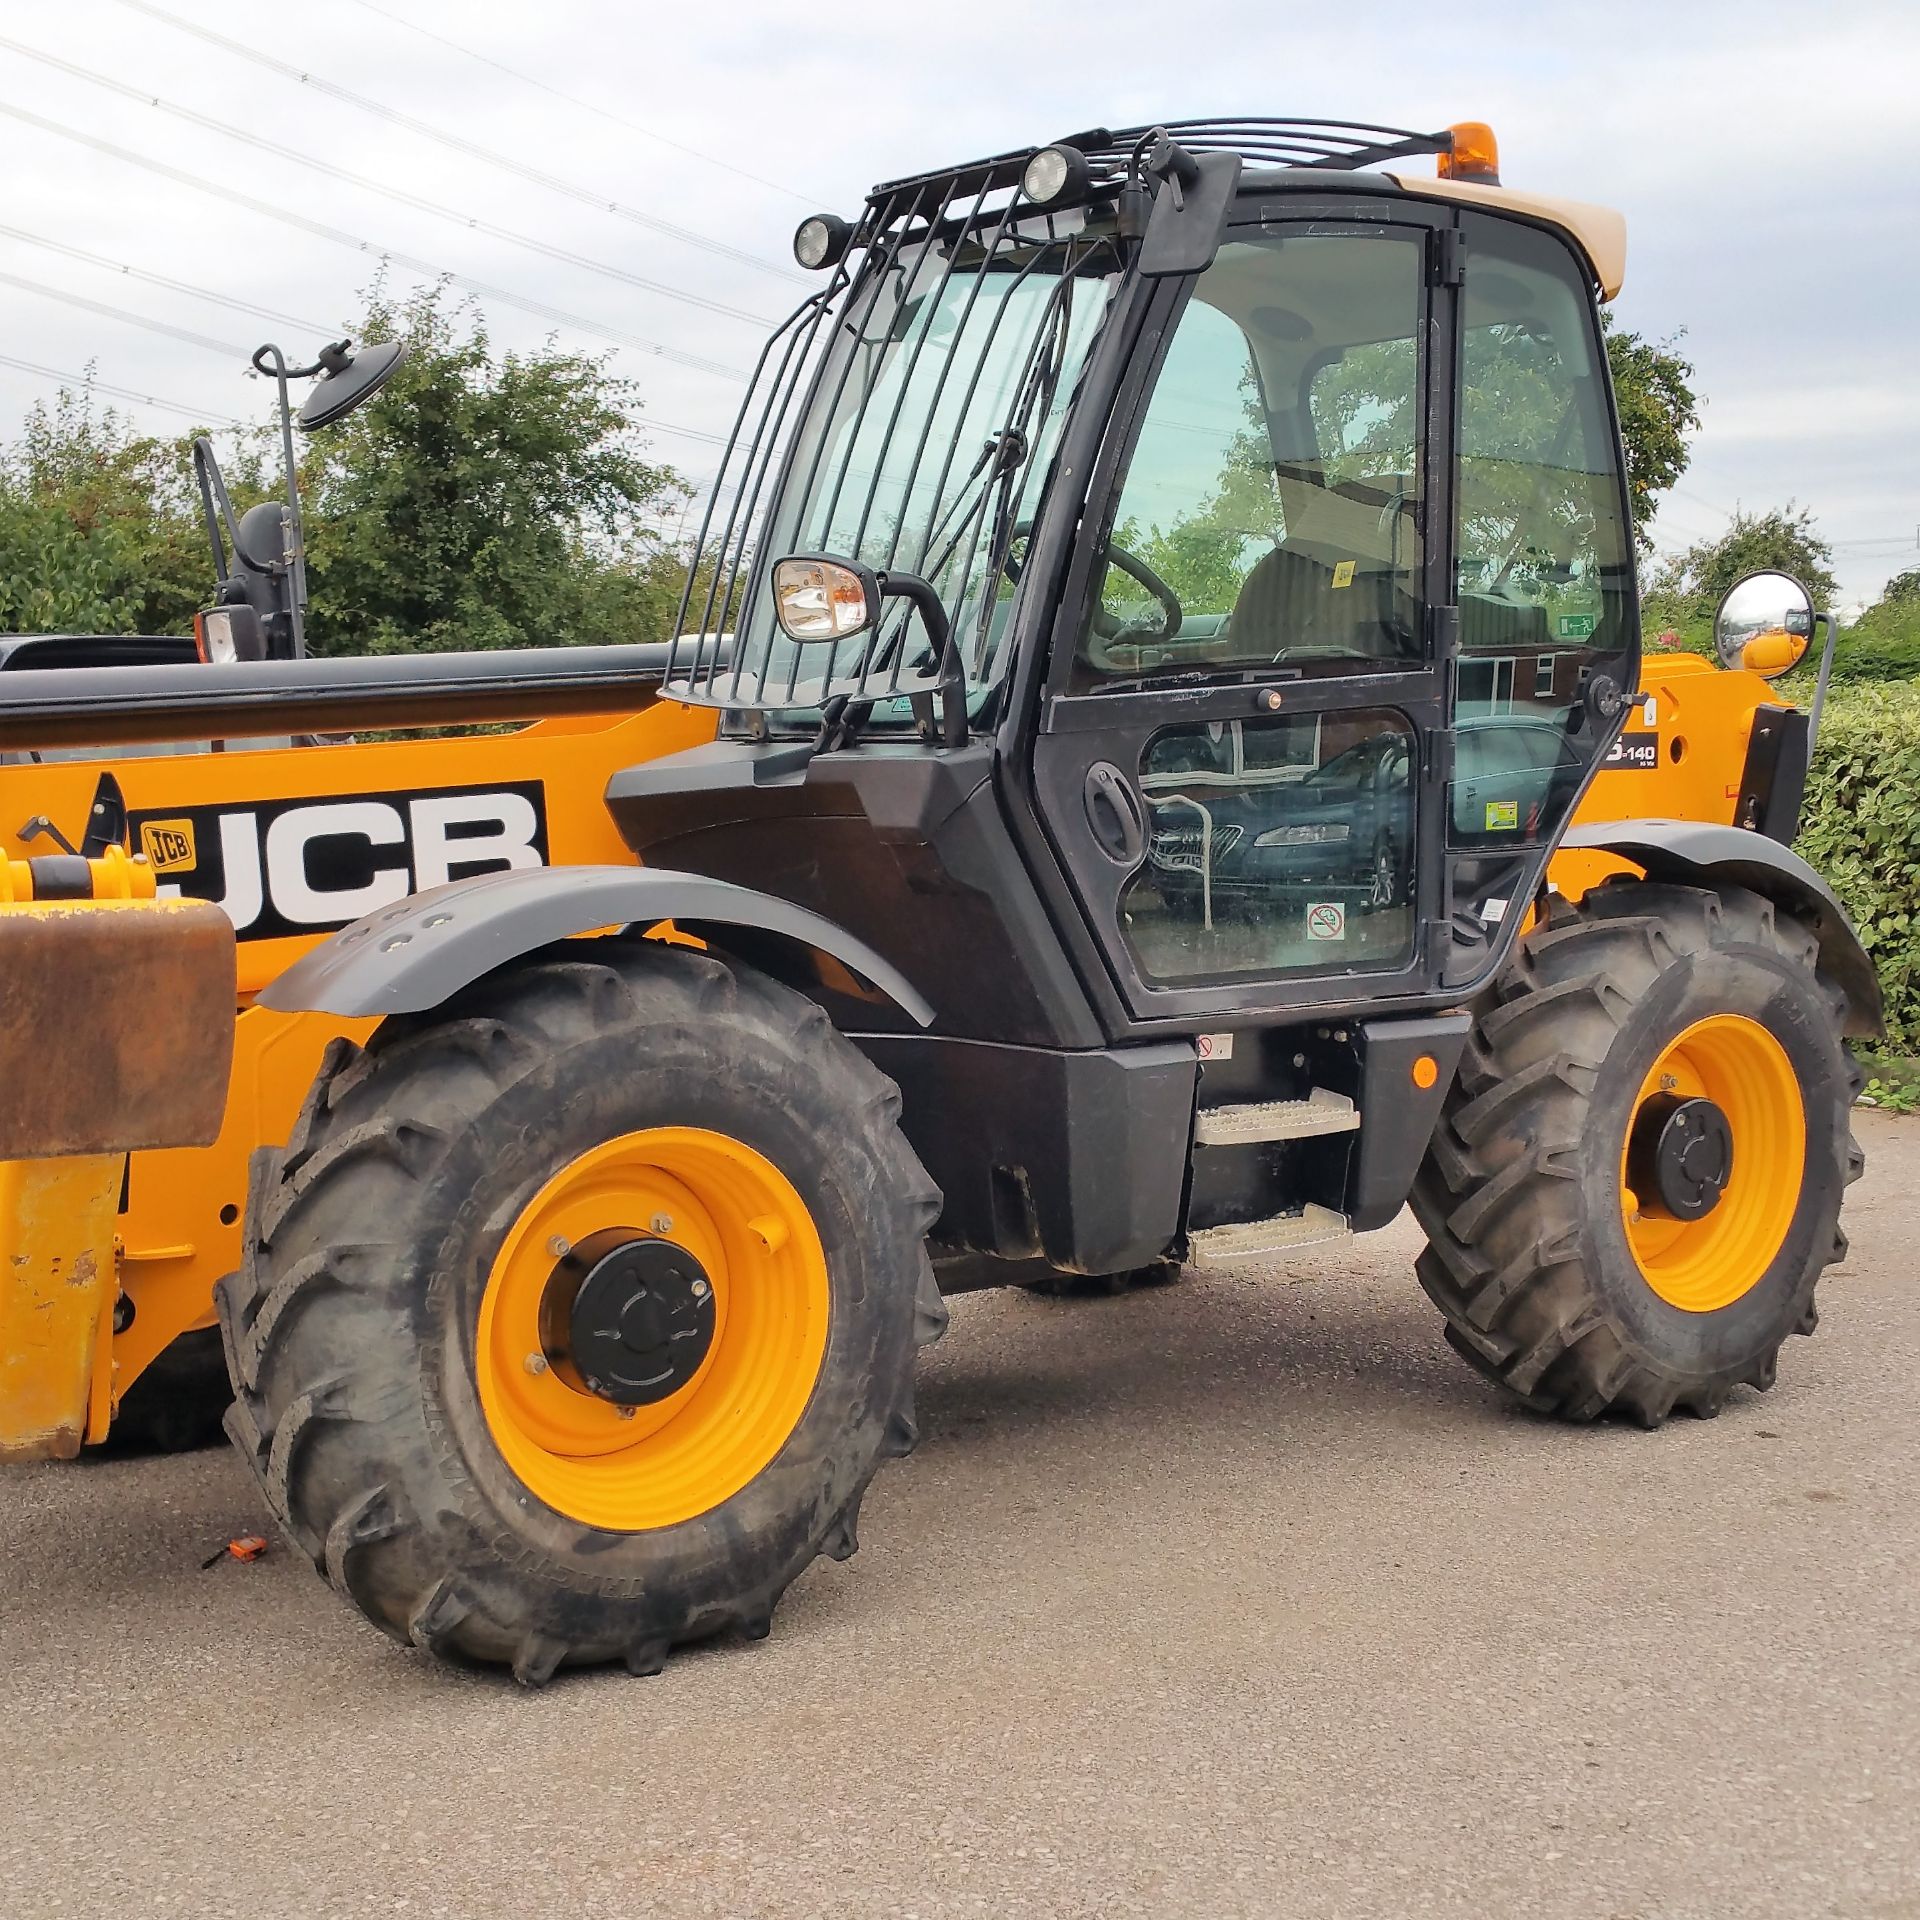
[548,1229,716,1406]
[1629,1094,1734,1221]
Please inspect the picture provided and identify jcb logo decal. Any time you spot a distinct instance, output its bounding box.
[138,818,197,873]
[128,782,549,942]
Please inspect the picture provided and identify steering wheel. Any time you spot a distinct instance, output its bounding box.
[1087,541,1183,672]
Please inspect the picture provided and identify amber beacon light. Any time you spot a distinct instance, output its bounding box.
[1439,121,1500,184]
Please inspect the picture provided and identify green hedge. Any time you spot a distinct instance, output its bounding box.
[1797,680,1920,1046]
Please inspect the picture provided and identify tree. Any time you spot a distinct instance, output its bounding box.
[1601,316,1702,543]
[1825,565,1920,685]
[0,383,264,635]
[300,286,690,655]
[0,289,698,654]
[1660,503,1839,614]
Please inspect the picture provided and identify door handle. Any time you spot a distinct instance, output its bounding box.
[1083,762,1146,865]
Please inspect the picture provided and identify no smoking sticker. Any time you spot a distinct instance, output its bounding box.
[1306,902,1346,940]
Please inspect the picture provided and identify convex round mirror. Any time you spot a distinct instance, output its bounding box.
[1714,569,1814,679]
[296,338,407,431]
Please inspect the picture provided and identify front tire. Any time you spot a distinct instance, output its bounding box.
[217,940,944,1682]
[1411,879,1862,1425]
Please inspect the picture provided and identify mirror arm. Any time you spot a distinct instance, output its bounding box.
[250,342,311,660]
[190,436,242,588]
[875,570,964,746]
[1807,607,1839,751]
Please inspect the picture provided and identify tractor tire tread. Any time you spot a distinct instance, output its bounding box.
[1410,878,1860,1424]
[219,937,941,1680]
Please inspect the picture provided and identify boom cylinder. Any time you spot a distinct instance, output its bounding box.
[0,642,679,751]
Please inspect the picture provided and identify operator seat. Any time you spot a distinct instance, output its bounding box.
[1229,473,1417,662]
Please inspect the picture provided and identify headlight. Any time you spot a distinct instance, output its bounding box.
[1021,144,1090,208]
[1253,821,1350,847]
[772,555,876,642]
[792,213,852,271]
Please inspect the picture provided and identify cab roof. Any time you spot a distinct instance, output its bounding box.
[864,118,1627,302]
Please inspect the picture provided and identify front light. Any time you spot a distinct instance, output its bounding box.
[193,604,265,663]
[1021,144,1090,208]
[1253,821,1351,847]
[793,213,852,271]
[772,556,875,643]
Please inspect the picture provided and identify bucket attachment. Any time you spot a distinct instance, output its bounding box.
[0,894,235,1459]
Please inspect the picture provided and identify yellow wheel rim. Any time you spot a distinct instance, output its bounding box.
[1619,1014,1804,1314]
[475,1127,829,1532]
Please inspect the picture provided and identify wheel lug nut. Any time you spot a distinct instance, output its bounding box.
[524,1352,549,1376]
[650,1213,674,1236]
[691,1279,710,1300]
[547,1234,571,1258]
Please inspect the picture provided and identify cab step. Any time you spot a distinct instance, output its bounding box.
[1187,1204,1352,1262]
[1193,1089,1359,1147]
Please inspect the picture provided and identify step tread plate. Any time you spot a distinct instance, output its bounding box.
[1194,1089,1360,1147]
[1188,1203,1353,1261]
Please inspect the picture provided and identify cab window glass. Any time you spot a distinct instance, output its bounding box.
[1123,709,1415,984]
[1452,222,1633,848]
[1075,229,1425,688]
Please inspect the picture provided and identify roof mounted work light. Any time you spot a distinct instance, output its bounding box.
[1021,143,1091,208]
[793,213,853,271]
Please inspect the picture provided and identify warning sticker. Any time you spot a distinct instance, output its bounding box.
[1484,800,1520,831]
[1306,902,1346,940]
[1330,559,1356,590]
[1196,1032,1235,1061]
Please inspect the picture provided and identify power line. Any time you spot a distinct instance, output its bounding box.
[2,256,749,466]
[112,0,810,287]
[0,352,245,427]
[0,102,749,383]
[343,0,829,213]
[0,224,342,339]
[3,37,780,331]
[1,230,751,461]
[1,271,251,359]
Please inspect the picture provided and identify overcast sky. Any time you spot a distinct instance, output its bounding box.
[3,0,1915,603]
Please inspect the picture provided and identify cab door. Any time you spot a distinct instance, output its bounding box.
[1028,203,1457,1024]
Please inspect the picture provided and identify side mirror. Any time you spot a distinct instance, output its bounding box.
[232,500,287,575]
[1714,569,1814,679]
[772,555,879,643]
[295,338,408,431]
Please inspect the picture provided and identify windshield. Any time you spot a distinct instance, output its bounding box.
[672,210,1119,714]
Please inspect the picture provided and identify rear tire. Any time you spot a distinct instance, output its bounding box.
[1411,879,1863,1425]
[217,939,944,1682]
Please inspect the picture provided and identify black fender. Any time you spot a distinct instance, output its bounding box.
[1558,819,1883,1038]
[257,864,935,1025]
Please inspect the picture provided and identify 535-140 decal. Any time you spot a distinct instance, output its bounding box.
[1602,733,1659,771]
[129,781,549,941]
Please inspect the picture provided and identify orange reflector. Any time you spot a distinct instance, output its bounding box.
[1412,1054,1439,1090]
[1440,121,1500,185]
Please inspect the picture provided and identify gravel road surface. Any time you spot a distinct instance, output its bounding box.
[3,1111,1915,1919]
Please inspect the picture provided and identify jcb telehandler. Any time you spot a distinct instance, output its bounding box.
[0,117,1873,1683]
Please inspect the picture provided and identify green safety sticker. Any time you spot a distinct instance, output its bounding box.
[1485,800,1519,831]
[1556,612,1597,639]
